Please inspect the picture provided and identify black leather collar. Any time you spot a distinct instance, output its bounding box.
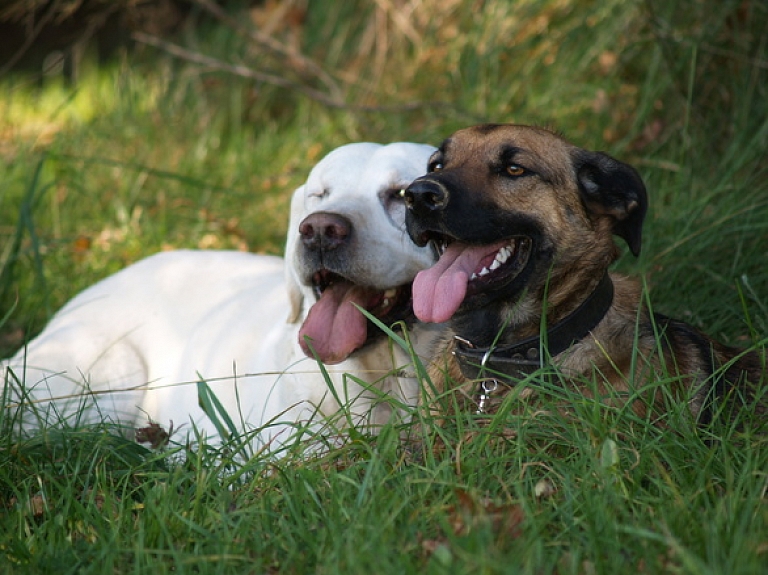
[453,272,614,383]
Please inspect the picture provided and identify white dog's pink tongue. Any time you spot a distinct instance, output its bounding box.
[299,282,371,364]
[412,241,505,323]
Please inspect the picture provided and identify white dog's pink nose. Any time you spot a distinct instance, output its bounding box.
[299,212,352,251]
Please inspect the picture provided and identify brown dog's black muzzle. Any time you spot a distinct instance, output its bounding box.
[402,178,448,217]
[403,177,451,247]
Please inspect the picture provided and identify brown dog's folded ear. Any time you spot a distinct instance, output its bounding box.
[574,150,648,257]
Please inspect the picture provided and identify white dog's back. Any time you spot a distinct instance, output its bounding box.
[5,252,281,429]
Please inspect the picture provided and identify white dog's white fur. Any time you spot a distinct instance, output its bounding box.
[3,142,439,449]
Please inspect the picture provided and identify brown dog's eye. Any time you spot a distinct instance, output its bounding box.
[506,164,526,177]
[428,161,443,172]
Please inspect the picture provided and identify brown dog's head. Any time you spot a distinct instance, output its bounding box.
[402,124,647,341]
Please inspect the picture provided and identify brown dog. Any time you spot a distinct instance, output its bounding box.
[402,124,765,424]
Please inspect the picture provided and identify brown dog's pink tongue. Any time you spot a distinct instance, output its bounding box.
[412,242,505,323]
[299,282,371,364]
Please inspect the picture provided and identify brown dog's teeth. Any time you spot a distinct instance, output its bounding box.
[470,237,530,281]
[493,245,513,267]
[429,239,446,259]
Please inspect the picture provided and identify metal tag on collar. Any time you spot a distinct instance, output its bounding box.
[476,379,499,414]
[454,335,475,349]
[476,343,498,414]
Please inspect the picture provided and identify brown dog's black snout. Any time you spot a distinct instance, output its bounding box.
[403,178,448,217]
[299,212,352,251]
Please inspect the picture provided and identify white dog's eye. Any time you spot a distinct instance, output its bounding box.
[390,188,406,202]
[381,188,407,224]
[308,188,329,199]
[382,188,406,209]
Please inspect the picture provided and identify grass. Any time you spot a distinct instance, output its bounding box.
[1,0,768,572]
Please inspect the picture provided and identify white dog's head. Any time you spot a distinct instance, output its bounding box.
[285,142,437,365]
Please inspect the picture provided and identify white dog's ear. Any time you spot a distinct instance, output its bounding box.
[286,272,303,323]
[285,185,306,323]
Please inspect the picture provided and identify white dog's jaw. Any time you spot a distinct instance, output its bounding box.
[286,142,437,364]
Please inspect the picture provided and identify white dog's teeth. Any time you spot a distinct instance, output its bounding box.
[489,258,501,271]
[382,298,390,308]
[470,272,478,280]
[383,288,397,299]
[478,266,490,277]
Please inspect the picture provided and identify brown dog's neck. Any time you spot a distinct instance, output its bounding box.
[451,272,615,381]
[452,266,613,347]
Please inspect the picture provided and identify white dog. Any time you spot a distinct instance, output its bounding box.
[3,142,439,450]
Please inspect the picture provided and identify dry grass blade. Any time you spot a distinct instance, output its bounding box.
[191,0,342,98]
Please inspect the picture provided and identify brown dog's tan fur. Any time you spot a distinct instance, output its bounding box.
[404,124,766,423]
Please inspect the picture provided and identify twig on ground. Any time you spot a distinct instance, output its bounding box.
[132,31,460,115]
[190,0,342,99]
